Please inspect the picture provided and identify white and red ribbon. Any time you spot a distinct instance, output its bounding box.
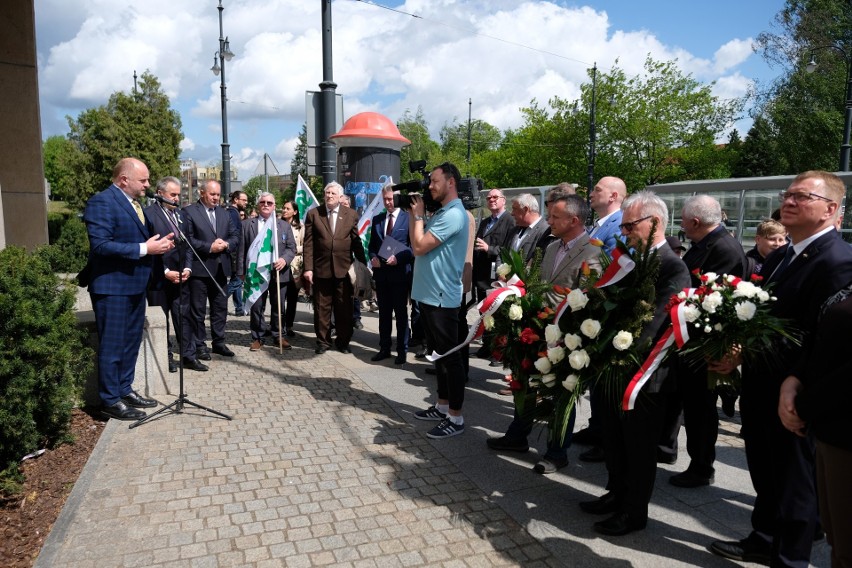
[595,248,635,288]
[426,275,526,362]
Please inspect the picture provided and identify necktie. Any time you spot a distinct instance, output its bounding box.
[168,210,179,233]
[330,209,337,234]
[208,208,217,232]
[132,200,144,223]
[772,246,796,280]
[386,212,394,236]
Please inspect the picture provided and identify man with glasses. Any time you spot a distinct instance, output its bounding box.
[709,171,852,567]
[236,193,296,352]
[579,190,690,536]
[302,182,367,354]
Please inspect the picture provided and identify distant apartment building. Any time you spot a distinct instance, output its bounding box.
[178,159,239,204]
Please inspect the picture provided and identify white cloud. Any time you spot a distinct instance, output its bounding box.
[180,137,195,152]
[713,38,755,74]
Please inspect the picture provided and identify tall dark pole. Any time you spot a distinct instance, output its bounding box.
[587,63,597,205]
[216,0,232,196]
[807,45,852,172]
[133,70,138,94]
[320,0,338,187]
[466,98,472,176]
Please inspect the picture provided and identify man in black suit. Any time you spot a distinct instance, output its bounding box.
[505,193,551,263]
[579,190,690,536]
[145,177,196,373]
[661,194,749,486]
[182,180,240,364]
[710,171,852,567]
[226,190,248,316]
[473,188,514,302]
[368,186,413,365]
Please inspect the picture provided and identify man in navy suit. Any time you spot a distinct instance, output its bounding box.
[368,186,413,365]
[182,180,240,365]
[83,158,174,420]
[144,176,194,373]
[236,192,296,352]
[472,188,514,303]
[710,171,852,567]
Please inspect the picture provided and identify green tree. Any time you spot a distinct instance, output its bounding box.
[42,135,77,202]
[733,115,786,176]
[63,71,183,210]
[438,118,502,176]
[754,0,852,172]
[591,56,742,189]
[397,107,441,182]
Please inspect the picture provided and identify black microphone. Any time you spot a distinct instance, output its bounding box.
[146,191,179,207]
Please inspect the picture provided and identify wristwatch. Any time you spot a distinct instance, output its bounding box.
[414,215,426,222]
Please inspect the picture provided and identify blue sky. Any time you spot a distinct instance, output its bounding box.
[35,0,786,181]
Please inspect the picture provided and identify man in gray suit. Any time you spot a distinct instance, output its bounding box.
[236,192,296,352]
[487,194,603,474]
[505,193,552,263]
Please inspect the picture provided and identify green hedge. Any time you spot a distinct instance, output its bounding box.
[0,246,93,491]
[42,213,89,274]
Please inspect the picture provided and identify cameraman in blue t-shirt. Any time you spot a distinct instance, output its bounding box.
[408,162,469,439]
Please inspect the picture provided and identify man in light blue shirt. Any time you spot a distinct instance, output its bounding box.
[409,162,469,439]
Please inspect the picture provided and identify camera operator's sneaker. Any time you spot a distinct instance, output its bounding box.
[414,406,446,421]
[426,418,465,439]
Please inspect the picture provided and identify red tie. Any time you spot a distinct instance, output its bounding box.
[386,212,394,236]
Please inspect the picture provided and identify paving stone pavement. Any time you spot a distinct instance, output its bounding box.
[37,304,830,567]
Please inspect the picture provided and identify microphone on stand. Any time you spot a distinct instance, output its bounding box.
[146,191,179,207]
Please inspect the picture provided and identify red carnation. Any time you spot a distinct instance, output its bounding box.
[519,328,540,344]
[509,379,523,391]
[520,357,534,371]
[494,335,508,348]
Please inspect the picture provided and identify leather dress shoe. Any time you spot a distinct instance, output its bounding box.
[533,456,569,474]
[394,354,406,365]
[212,345,235,357]
[338,346,352,354]
[656,450,677,465]
[594,512,647,536]
[579,492,622,515]
[354,320,364,330]
[101,400,146,421]
[276,338,292,350]
[485,436,529,453]
[168,359,178,373]
[669,470,714,488]
[579,446,606,463]
[196,349,212,361]
[183,358,209,372]
[315,345,328,354]
[371,351,391,362]
[250,339,264,352]
[121,390,158,409]
[572,427,602,446]
[285,328,296,337]
[709,535,771,565]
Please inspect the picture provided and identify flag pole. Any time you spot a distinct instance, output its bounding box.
[273,213,283,354]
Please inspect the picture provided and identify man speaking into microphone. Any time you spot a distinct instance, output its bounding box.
[82,157,174,421]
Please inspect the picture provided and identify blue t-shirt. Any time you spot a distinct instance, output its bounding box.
[411,199,467,308]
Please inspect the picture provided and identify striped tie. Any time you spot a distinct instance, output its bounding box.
[132,200,144,223]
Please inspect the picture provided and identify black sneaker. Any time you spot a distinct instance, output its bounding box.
[426,418,465,439]
[414,406,446,421]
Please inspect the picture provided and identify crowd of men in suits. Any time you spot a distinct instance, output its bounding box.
[83,158,851,567]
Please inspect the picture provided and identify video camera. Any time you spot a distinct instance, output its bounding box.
[391,160,482,212]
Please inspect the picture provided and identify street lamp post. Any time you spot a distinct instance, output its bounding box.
[807,45,852,172]
[211,0,235,196]
[587,63,598,212]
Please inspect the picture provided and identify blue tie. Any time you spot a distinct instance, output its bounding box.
[772,246,796,280]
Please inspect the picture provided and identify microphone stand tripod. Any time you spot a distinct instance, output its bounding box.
[131,205,232,428]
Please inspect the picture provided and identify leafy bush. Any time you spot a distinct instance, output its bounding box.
[0,247,93,490]
[42,214,89,273]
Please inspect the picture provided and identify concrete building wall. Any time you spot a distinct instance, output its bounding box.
[0,0,48,251]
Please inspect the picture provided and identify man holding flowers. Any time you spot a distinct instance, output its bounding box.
[579,190,690,536]
[486,195,602,474]
[709,171,852,567]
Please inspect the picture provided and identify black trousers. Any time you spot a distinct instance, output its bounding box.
[741,377,817,568]
[602,389,670,522]
[375,278,409,355]
[189,268,228,350]
[419,302,466,412]
[249,279,287,341]
[163,281,193,360]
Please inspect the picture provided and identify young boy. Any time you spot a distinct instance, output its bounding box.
[747,219,787,276]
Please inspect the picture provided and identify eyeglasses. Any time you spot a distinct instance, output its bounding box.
[486,195,504,200]
[778,191,835,205]
[258,200,275,206]
[619,215,652,232]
